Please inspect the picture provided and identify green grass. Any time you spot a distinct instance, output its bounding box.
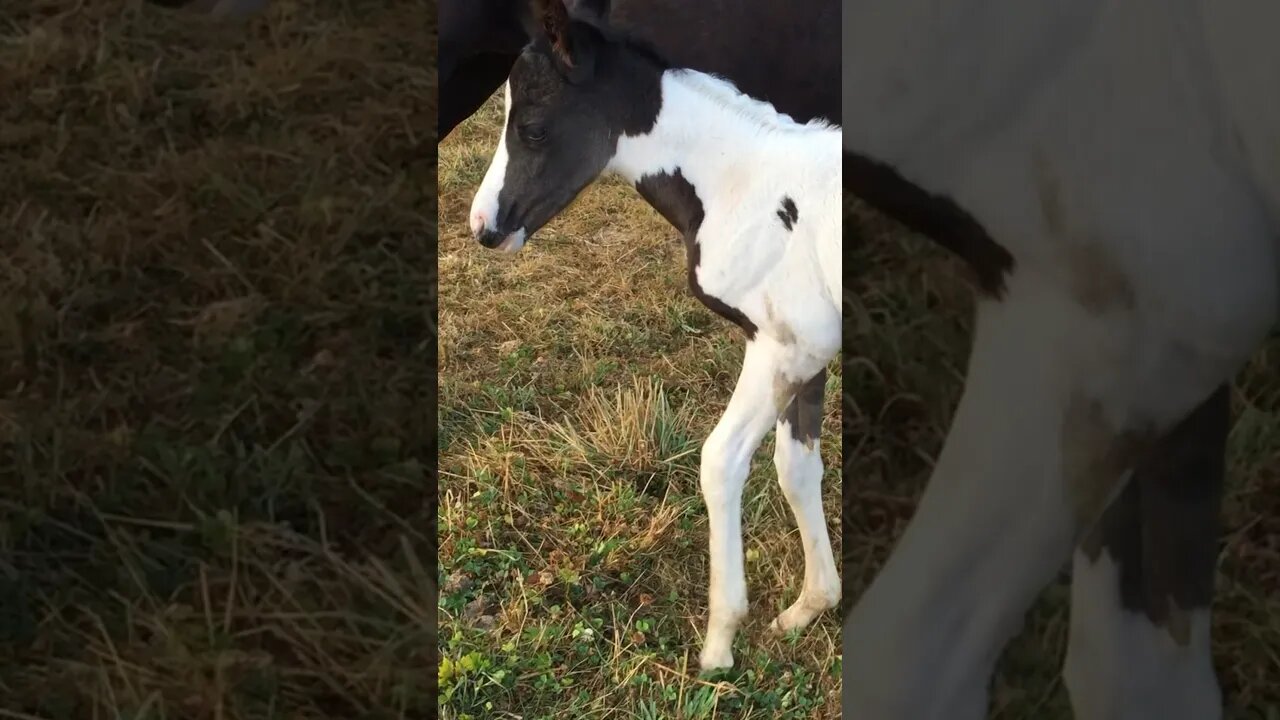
[0,1,435,717]
[437,98,842,718]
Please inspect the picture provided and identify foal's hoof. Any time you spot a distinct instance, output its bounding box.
[769,606,819,634]
[698,645,735,672]
[769,594,839,634]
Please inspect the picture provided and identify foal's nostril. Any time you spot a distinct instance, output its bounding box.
[476,229,507,248]
[469,212,486,237]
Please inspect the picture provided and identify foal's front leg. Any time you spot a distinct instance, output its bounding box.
[699,337,797,671]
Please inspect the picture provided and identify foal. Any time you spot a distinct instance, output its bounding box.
[468,0,842,670]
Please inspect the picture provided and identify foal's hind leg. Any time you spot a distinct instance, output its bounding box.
[769,369,841,633]
[1063,385,1229,720]
[699,337,810,671]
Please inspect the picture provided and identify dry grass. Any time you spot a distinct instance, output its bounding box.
[1,1,435,718]
[845,199,1280,716]
[437,98,842,717]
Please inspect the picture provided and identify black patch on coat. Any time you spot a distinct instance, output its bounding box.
[776,196,798,231]
[780,369,825,446]
[634,170,758,337]
[1081,385,1230,636]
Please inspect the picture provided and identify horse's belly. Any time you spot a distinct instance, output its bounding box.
[900,0,1280,399]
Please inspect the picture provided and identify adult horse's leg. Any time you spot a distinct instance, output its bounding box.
[841,267,1255,719]
[770,369,841,633]
[843,281,1081,719]
[1063,386,1229,720]
[440,54,517,140]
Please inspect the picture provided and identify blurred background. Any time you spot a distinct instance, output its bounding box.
[0,1,435,717]
[845,194,1280,716]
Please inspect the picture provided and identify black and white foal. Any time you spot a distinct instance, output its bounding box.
[468,0,841,670]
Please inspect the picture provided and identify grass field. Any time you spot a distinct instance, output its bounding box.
[437,100,842,718]
[1,2,435,718]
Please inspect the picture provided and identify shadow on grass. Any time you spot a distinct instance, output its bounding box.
[1,1,436,717]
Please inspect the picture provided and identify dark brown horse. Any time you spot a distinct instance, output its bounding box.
[439,0,839,139]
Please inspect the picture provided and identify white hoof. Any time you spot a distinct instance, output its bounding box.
[699,641,735,671]
[770,590,840,634]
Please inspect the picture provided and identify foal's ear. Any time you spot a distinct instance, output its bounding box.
[532,0,580,71]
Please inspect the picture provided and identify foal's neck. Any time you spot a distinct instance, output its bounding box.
[608,69,834,193]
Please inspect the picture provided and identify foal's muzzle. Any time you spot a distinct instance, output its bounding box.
[473,226,526,253]
[476,228,506,248]
[469,202,527,253]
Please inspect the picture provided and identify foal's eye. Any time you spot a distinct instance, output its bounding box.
[520,124,547,143]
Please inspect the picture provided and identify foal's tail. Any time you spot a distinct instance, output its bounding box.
[144,0,268,18]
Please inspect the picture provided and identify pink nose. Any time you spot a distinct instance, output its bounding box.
[469,211,486,237]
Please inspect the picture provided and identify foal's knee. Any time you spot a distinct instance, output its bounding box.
[699,431,738,500]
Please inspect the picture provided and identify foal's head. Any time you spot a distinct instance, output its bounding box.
[468,0,664,252]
